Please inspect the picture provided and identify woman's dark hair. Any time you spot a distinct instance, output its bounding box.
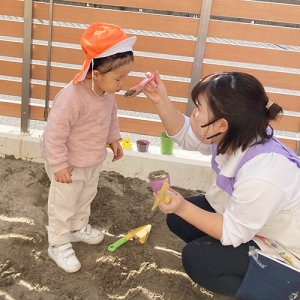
[191,72,283,155]
[88,51,134,74]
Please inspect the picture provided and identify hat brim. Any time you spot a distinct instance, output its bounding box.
[73,36,136,85]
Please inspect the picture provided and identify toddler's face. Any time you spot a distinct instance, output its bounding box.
[95,61,133,94]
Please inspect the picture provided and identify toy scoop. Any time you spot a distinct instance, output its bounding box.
[124,73,154,98]
[107,224,152,252]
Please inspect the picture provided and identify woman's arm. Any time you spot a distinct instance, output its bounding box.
[159,187,223,240]
[144,71,185,136]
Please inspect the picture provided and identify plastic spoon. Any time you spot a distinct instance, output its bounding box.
[124,73,154,98]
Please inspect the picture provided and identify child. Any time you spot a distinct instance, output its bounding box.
[40,22,136,273]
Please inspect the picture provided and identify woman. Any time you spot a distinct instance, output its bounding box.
[144,71,300,298]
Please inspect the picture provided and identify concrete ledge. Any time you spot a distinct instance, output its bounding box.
[0,125,214,191]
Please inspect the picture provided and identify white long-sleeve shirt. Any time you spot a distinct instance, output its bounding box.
[170,116,300,259]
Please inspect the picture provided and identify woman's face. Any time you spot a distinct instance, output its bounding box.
[190,95,224,145]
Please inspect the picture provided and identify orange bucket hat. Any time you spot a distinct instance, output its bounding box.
[73,22,136,85]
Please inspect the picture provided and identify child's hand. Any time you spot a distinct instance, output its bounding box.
[143,70,168,104]
[54,167,72,183]
[109,141,123,162]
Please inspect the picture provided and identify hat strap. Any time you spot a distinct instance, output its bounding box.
[91,59,96,95]
[90,59,104,97]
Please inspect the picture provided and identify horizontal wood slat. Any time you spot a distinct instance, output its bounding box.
[0,80,21,97]
[0,20,23,38]
[134,36,196,57]
[131,56,193,79]
[208,20,300,47]
[115,95,187,115]
[0,60,22,78]
[205,43,300,70]
[212,0,300,24]
[0,0,24,17]
[270,115,300,133]
[33,2,200,36]
[0,40,22,58]
[267,93,300,113]
[118,117,165,136]
[0,100,48,120]
[0,100,20,118]
[67,0,203,14]
[202,64,300,93]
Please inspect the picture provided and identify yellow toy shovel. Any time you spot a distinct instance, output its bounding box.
[107,224,152,252]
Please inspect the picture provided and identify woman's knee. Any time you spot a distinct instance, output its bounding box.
[182,237,225,285]
[182,239,209,281]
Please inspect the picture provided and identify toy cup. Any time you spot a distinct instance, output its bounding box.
[136,139,150,152]
[149,170,170,193]
[160,132,174,155]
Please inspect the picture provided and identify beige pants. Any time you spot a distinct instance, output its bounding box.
[45,162,103,246]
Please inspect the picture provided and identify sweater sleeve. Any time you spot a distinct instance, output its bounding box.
[106,98,121,144]
[41,91,80,173]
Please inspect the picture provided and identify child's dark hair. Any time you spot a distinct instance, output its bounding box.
[191,72,283,155]
[88,51,134,74]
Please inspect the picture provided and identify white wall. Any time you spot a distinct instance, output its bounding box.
[0,125,214,191]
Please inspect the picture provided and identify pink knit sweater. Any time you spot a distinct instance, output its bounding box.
[40,82,121,173]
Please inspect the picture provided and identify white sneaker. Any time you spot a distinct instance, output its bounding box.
[48,243,81,273]
[70,224,104,245]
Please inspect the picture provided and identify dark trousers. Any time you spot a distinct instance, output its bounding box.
[166,195,259,297]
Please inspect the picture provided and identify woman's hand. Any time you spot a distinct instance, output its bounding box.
[54,167,72,183]
[143,70,169,104]
[157,187,223,240]
[157,187,187,214]
[109,141,123,162]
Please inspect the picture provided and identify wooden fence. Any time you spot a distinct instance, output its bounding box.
[0,0,299,154]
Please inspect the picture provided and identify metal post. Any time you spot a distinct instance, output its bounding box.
[21,0,33,132]
[44,0,54,121]
[186,0,213,116]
